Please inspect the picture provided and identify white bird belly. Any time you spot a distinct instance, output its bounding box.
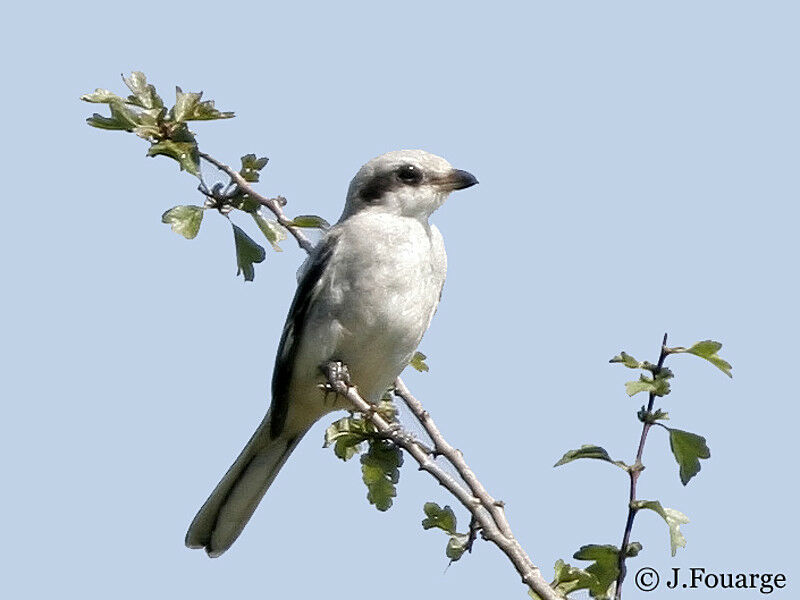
[286,212,446,427]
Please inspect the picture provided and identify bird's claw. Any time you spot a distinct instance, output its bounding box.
[321,361,353,394]
[317,382,336,402]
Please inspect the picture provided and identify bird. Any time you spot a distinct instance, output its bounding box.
[185,149,478,557]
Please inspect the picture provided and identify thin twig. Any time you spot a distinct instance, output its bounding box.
[392,378,557,597]
[394,378,513,537]
[327,375,562,600]
[198,152,315,253]
[614,333,669,600]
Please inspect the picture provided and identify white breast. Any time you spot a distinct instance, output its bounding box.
[297,211,446,405]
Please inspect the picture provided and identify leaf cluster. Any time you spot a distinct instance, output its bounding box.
[82,72,233,177]
[83,73,335,282]
[324,400,403,511]
[421,503,471,562]
[610,351,674,398]
[531,543,639,600]
[545,339,731,599]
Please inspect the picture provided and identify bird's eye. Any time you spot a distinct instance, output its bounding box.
[396,164,423,185]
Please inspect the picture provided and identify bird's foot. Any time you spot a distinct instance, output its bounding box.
[320,361,353,398]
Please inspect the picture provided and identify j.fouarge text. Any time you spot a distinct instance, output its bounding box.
[666,568,786,594]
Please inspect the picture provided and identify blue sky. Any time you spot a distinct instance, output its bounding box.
[2,1,797,598]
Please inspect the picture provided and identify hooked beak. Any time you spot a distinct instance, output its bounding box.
[437,168,479,191]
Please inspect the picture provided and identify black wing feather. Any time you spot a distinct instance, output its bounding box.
[270,236,337,438]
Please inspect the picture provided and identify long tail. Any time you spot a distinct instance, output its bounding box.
[185,410,308,557]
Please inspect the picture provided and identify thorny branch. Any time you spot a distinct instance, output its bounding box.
[199,153,563,600]
[393,379,558,598]
[326,372,560,600]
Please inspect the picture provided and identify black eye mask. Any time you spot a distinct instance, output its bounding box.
[359,164,424,202]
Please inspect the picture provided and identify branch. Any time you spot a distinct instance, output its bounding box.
[394,378,513,537]
[394,378,557,595]
[614,333,669,599]
[325,372,563,600]
[199,152,315,253]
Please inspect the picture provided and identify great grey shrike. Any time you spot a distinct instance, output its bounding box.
[185,149,478,557]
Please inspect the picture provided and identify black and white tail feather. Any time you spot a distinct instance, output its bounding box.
[185,410,308,557]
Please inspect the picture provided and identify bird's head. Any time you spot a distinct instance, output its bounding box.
[341,149,478,221]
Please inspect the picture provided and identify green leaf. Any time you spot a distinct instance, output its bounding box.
[240,154,270,182]
[554,445,628,470]
[421,502,457,534]
[532,559,601,598]
[334,435,363,461]
[133,107,167,140]
[122,71,163,109]
[666,427,710,485]
[324,415,373,461]
[147,139,200,176]
[231,223,266,282]
[191,99,235,120]
[80,88,124,104]
[625,374,670,397]
[422,503,470,563]
[625,376,654,397]
[609,351,641,369]
[409,351,429,372]
[86,113,128,131]
[361,439,402,511]
[172,86,234,122]
[625,542,643,557]
[375,398,398,422]
[86,101,140,131]
[686,340,733,378]
[172,87,202,122]
[290,214,331,229]
[252,211,286,251]
[446,533,470,561]
[161,205,204,239]
[633,500,690,556]
[231,192,261,214]
[572,544,620,599]
[544,559,601,598]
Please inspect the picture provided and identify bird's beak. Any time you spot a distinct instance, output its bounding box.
[437,169,479,191]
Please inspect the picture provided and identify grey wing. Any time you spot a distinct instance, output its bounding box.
[269,235,337,439]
